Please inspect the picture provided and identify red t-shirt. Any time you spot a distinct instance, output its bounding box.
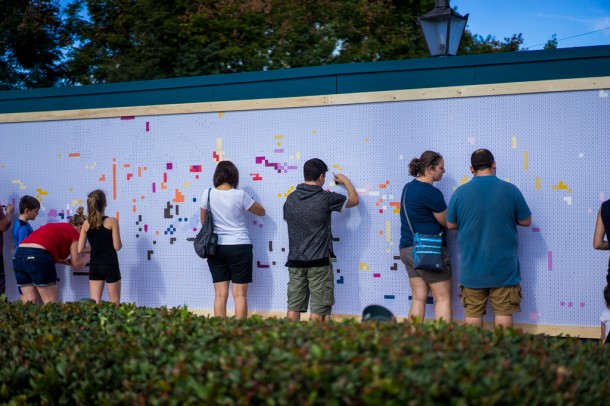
[21,222,79,262]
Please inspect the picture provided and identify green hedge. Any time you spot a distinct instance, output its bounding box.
[1,301,609,405]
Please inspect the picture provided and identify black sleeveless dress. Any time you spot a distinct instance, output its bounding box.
[601,200,610,285]
[87,217,119,266]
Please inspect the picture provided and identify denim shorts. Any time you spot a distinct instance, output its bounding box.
[13,247,57,287]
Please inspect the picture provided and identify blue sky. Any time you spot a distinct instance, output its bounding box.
[454,0,610,50]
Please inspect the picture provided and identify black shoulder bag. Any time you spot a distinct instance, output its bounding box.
[194,188,218,258]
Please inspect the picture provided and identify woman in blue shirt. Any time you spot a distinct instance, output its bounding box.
[399,151,452,322]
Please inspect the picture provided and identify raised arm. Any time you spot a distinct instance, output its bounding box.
[594,208,609,250]
[334,173,359,208]
[248,202,266,216]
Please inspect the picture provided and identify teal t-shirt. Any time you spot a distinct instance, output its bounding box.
[447,176,531,288]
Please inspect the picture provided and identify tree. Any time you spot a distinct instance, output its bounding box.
[0,0,68,89]
[63,0,186,84]
[544,34,558,50]
[2,0,529,88]
[458,32,525,55]
[318,0,433,64]
[63,0,439,84]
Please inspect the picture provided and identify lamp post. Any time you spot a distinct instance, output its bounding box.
[418,0,469,57]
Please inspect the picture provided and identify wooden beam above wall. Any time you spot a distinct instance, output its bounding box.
[190,309,600,339]
[1,76,609,124]
[1,45,609,117]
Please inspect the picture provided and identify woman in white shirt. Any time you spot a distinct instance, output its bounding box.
[200,161,265,319]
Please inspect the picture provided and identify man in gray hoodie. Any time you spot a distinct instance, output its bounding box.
[284,158,359,322]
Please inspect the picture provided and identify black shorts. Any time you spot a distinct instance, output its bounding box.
[89,263,122,284]
[207,244,253,284]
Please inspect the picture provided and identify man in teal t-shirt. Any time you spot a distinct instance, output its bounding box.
[447,149,531,329]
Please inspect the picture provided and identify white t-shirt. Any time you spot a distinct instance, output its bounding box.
[200,188,255,245]
[601,308,610,341]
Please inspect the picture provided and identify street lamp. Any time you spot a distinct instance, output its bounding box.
[418,0,469,57]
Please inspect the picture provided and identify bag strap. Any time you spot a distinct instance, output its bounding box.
[402,182,443,239]
[207,188,211,210]
[401,183,415,236]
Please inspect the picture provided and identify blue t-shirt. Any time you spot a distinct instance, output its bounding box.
[447,176,531,288]
[13,219,33,248]
[399,179,447,248]
[601,199,610,280]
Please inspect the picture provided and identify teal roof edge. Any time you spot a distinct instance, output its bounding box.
[1,45,609,114]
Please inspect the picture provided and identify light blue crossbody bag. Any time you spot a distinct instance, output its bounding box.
[402,184,443,271]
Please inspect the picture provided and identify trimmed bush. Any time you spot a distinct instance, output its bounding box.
[1,301,609,405]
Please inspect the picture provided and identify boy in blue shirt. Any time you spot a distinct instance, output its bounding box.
[12,195,40,298]
[13,195,40,247]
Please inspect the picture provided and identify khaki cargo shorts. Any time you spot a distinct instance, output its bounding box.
[460,284,522,317]
[287,265,335,316]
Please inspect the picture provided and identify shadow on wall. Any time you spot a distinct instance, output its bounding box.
[514,223,547,324]
[243,185,278,313]
[333,196,368,316]
[438,172,462,321]
[65,263,90,302]
[128,235,166,306]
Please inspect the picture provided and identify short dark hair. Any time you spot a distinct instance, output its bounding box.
[303,158,328,182]
[604,285,610,309]
[19,195,40,214]
[471,149,495,171]
[213,161,239,188]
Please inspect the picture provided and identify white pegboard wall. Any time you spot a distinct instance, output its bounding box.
[0,89,608,327]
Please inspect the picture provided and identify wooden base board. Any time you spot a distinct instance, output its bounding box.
[188,309,600,339]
